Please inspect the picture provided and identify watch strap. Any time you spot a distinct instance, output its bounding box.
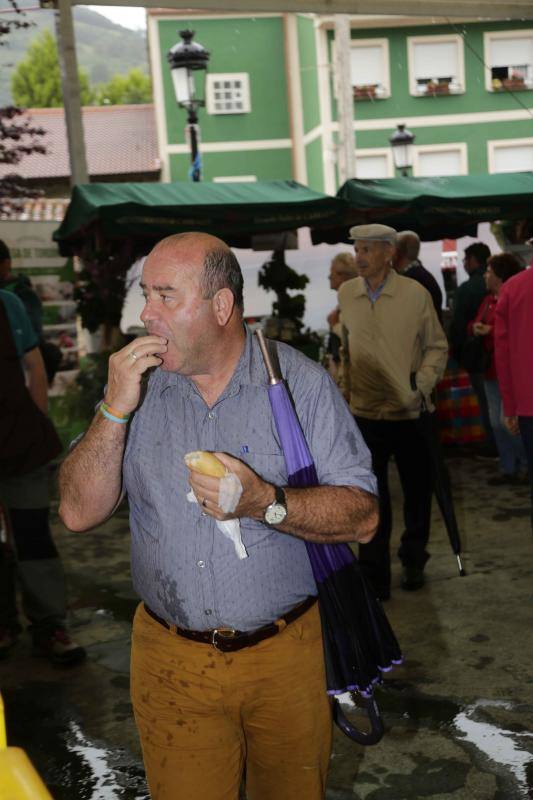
[274,485,286,506]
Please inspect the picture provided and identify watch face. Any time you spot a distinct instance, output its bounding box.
[265,502,287,525]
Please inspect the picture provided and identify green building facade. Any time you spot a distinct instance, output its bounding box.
[148,12,533,193]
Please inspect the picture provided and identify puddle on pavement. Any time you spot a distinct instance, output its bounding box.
[6,675,533,798]
[3,682,148,799]
[74,584,140,625]
[339,686,533,798]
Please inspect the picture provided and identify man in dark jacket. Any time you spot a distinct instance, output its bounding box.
[395,231,443,323]
[449,242,491,360]
[449,241,496,455]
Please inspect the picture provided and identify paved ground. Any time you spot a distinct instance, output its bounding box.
[1,450,533,799]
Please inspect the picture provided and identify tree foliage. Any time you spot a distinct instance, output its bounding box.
[11,29,94,108]
[0,0,46,215]
[95,68,152,105]
[11,30,151,108]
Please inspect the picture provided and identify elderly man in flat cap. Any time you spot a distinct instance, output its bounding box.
[338,223,448,600]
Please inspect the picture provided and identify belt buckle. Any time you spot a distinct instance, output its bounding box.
[211,627,237,651]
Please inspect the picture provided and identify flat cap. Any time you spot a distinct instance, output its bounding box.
[349,223,397,244]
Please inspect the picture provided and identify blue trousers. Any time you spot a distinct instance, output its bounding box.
[484,380,527,475]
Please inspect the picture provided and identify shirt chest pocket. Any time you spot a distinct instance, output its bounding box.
[240,451,287,486]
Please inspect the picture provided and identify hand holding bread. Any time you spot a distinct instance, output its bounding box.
[184,450,227,478]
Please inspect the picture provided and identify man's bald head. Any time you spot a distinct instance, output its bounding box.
[148,232,244,313]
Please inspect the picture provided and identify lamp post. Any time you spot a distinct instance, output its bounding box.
[167,29,210,182]
[389,124,415,177]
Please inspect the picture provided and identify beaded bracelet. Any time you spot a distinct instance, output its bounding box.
[102,402,130,420]
[100,402,130,424]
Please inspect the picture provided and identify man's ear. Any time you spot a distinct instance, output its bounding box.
[212,288,235,326]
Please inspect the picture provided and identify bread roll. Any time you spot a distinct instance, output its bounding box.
[184,450,226,478]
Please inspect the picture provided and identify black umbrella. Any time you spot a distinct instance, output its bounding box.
[418,403,466,576]
[256,331,402,745]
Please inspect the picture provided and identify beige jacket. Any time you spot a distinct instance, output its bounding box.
[338,269,448,420]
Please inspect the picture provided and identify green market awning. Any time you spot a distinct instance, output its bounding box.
[311,171,533,243]
[53,180,347,254]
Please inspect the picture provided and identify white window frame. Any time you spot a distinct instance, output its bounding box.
[206,73,251,115]
[407,34,465,97]
[349,38,390,100]
[487,137,533,173]
[412,143,468,177]
[355,148,394,179]
[483,29,533,92]
[213,175,257,183]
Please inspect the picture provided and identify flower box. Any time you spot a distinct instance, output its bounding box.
[425,82,450,96]
[353,84,377,100]
[502,77,527,91]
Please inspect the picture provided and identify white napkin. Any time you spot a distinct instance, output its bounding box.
[186,472,248,559]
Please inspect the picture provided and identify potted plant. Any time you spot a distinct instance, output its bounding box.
[425,80,450,96]
[258,250,321,360]
[73,238,134,351]
[353,84,377,100]
[502,71,527,91]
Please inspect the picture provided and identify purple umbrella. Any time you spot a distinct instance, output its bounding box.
[256,331,402,745]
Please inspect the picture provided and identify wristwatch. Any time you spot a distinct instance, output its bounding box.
[263,486,288,526]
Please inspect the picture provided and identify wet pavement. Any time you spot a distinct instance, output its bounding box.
[1,451,533,799]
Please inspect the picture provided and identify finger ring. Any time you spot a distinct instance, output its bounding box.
[202,497,208,508]
[130,351,138,361]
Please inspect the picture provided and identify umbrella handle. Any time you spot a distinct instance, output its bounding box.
[332,694,384,746]
[255,330,281,385]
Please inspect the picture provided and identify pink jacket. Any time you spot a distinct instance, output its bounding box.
[494,268,533,416]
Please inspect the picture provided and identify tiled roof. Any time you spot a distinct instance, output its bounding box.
[0,104,160,180]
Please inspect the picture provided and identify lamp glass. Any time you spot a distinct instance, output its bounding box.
[171,67,191,105]
[392,142,414,170]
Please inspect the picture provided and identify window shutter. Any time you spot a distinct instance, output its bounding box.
[413,41,458,79]
[350,45,383,86]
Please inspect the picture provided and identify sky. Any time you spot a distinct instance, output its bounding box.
[86,5,147,30]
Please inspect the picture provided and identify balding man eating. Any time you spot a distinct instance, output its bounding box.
[59,232,378,800]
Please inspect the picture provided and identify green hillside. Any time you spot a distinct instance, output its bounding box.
[0,4,149,106]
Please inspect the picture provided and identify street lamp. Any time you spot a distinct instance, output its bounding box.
[167,29,210,182]
[389,124,415,177]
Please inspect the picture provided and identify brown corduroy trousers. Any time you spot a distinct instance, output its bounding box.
[130,601,332,800]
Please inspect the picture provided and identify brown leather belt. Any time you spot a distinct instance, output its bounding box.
[143,595,317,652]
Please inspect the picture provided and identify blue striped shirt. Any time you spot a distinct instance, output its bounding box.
[123,327,376,631]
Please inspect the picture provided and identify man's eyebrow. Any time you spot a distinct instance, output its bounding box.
[140,282,178,292]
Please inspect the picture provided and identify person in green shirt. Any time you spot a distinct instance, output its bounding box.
[0,290,86,665]
[0,239,62,384]
[0,240,43,336]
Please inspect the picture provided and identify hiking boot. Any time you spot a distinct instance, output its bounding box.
[0,626,17,659]
[401,566,425,591]
[33,628,87,666]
